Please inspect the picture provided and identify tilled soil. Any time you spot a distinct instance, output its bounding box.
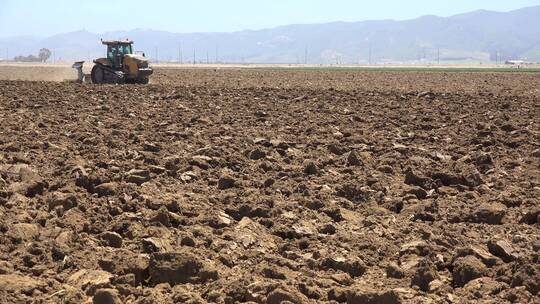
[0,68,539,303]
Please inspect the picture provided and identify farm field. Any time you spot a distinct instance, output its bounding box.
[0,66,539,303]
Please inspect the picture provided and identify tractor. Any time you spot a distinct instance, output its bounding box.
[73,39,153,84]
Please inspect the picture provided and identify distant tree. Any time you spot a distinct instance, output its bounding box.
[38,48,52,62]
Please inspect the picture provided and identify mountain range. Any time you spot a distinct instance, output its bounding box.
[1,6,539,64]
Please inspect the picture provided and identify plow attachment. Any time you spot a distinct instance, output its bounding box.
[72,61,85,83]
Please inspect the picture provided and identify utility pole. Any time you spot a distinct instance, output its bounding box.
[437,48,440,65]
[178,43,182,63]
[193,48,196,64]
[215,44,219,63]
[5,48,8,61]
[206,50,209,64]
[369,45,372,65]
[155,47,158,64]
[304,46,308,64]
[180,44,184,64]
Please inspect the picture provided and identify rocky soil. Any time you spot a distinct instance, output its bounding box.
[0,67,539,303]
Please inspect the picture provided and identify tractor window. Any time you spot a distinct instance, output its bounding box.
[107,46,117,62]
[120,44,133,55]
[106,44,132,61]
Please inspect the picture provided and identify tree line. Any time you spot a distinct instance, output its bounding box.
[14,48,52,62]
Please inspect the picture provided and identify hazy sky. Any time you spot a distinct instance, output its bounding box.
[1,0,539,37]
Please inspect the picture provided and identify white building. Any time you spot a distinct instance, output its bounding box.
[505,60,525,65]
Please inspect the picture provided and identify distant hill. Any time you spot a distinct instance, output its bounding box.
[1,6,539,64]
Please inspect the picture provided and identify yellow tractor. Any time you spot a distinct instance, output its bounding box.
[73,39,153,84]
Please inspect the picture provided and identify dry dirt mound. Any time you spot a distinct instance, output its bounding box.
[0,69,539,303]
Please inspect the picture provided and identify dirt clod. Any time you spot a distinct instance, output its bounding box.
[100,231,123,248]
[218,175,236,190]
[148,252,218,285]
[386,262,405,279]
[346,288,402,304]
[94,182,118,197]
[303,160,318,175]
[411,260,439,291]
[321,256,366,277]
[487,240,517,262]
[93,288,122,304]
[452,256,487,287]
[266,288,309,304]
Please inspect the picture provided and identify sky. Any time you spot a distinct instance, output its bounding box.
[1,0,539,37]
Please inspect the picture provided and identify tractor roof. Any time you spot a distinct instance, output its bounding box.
[101,39,133,45]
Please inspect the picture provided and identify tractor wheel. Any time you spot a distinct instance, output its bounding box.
[91,65,105,84]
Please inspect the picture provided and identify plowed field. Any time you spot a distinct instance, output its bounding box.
[0,66,539,303]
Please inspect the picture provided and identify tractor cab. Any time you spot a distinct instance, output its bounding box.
[103,40,133,69]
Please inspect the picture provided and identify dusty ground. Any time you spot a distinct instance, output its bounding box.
[0,66,539,303]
